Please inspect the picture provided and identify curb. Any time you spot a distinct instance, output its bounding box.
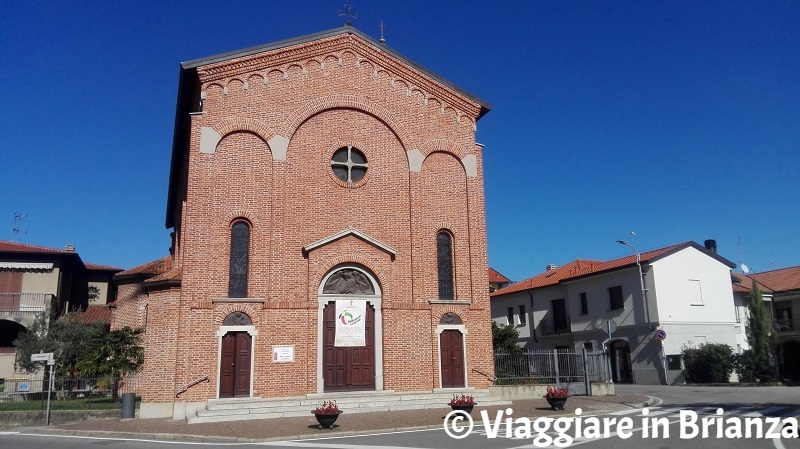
[13,397,662,443]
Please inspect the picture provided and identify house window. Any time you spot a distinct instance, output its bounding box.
[580,292,588,315]
[667,355,682,370]
[552,298,569,333]
[775,307,794,332]
[609,286,624,310]
[228,221,250,298]
[583,341,594,351]
[507,307,514,325]
[331,146,368,183]
[734,304,741,323]
[688,279,703,305]
[519,305,527,325]
[437,231,454,299]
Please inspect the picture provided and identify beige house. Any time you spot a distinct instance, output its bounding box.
[0,240,120,381]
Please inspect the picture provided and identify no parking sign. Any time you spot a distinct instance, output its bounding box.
[655,329,667,341]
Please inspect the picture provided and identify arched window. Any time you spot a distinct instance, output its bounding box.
[437,231,454,300]
[229,221,250,298]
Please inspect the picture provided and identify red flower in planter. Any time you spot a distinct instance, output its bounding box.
[449,394,476,406]
[545,387,568,398]
[313,400,341,414]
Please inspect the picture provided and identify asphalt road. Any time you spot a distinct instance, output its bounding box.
[2,385,798,449]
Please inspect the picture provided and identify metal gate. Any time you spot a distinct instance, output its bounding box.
[494,349,610,395]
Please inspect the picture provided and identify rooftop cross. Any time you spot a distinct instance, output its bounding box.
[337,4,358,26]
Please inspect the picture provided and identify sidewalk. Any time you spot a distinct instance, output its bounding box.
[17,394,655,443]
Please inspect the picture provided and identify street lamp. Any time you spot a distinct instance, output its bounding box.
[616,240,646,321]
[617,240,669,385]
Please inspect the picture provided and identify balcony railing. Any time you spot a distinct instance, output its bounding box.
[774,319,799,334]
[539,316,571,336]
[0,293,52,315]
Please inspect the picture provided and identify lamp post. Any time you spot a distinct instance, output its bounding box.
[616,240,645,312]
[616,240,668,385]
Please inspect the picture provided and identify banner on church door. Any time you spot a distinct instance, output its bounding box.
[334,299,366,347]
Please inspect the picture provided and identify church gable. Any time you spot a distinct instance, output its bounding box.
[188,27,489,124]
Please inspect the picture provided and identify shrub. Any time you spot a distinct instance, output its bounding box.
[735,350,777,383]
[682,343,735,383]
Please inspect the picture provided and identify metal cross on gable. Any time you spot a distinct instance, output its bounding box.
[338,4,358,26]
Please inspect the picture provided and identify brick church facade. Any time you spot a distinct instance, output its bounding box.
[111,26,493,419]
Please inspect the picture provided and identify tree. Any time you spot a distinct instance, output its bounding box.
[492,321,522,354]
[13,312,106,378]
[739,283,778,382]
[76,326,144,401]
[748,283,772,360]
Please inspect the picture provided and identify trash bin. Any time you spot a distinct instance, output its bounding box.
[121,392,136,419]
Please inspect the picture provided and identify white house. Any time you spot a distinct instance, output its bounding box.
[490,240,739,385]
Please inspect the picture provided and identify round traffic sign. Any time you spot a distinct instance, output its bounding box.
[655,329,667,341]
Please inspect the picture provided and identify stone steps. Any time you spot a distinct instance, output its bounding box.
[188,389,511,424]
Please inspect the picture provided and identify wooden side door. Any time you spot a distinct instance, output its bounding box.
[219,332,251,398]
[323,302,375,392]
[440,330,465,388]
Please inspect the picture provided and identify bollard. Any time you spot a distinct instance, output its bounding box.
[121,393,136,419]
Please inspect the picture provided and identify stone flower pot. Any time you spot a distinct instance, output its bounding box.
[312,411,343,429]
[545,395,569,411]
[448,403,476,414]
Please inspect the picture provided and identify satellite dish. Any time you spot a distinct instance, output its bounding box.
[741,264,750,274]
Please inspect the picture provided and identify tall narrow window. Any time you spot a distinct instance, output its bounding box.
[609,286,624,310]
[580,293,589,315]
[437,231,454,299]
[229,221,250,298]
[519,305,527,325]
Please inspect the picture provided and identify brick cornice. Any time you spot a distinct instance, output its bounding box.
[196,34,482,123]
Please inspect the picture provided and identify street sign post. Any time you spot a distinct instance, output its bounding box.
[30,352,53,362]
[30,352,55,425]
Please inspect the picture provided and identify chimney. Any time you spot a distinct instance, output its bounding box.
[704,239,717,254]
[546,264,557,271]
[65,244,75,252]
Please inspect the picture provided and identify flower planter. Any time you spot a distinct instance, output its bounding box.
[312,411,343,429]
[449,403,476,414]
[545,396,569,411]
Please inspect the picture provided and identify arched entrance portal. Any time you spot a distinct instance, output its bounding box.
[610,339,633,383]
[317,265,383,393]
[437,313,467,388]
[217,312,256,398]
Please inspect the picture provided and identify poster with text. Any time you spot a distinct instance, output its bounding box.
[334,299,366,346]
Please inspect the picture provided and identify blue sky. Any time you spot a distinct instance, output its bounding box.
[2,1,798,281]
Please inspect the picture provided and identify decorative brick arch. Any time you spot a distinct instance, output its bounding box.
[223,210,259,228]
[419,146,477,179]
[437,310,464,325]
[212,117,274,146]
[418,139,472,160]
[312,255,388,298]
[213,304,260,327]
[279,95,413,150]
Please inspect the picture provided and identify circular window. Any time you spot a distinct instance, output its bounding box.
[330,146,368,183]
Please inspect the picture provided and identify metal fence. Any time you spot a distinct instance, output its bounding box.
[494,349,610,393]
[0,374,141,409]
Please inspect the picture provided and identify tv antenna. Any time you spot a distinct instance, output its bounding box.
[13,212,27,238]
[738,234,749,273]
[338,4,358,26]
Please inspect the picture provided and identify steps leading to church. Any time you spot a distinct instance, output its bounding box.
[188,390,511,424]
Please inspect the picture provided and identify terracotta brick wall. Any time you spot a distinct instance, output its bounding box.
[136,32,492,405]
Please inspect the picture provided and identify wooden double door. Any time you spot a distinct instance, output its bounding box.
[219,332,252,398]
[440,330,465,388]
[323,302,375,392]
